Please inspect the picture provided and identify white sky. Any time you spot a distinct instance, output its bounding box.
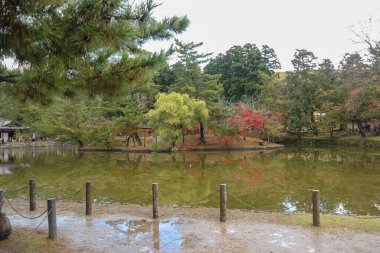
[146,0,380,70]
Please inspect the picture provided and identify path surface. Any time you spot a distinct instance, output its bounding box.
[2,200,380,253]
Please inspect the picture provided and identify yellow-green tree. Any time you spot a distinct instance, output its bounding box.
[147,92,208,149]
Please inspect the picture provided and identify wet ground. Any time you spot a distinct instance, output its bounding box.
[2,200,380,252]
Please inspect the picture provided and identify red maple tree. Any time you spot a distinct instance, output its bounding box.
[227,102,264,138]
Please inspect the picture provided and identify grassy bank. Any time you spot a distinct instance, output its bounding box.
[279,213,380,232]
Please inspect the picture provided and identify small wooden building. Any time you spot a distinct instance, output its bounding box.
[0,120,28,143]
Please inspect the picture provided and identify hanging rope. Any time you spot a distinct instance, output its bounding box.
[56,185,86,201]
[3,185,28,195]
[30,208,51,233]
[159,187,219,204]
[5,198,48,220]
[228,192,256,210]
[93,187,151,204]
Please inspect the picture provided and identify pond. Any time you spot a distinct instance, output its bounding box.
[1,146,379,215]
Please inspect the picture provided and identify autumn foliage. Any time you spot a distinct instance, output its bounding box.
[227,103,264,138]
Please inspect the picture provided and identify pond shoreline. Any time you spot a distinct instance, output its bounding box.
[0,141,74,150]
[79,145,285,153]
[282,136,380,149]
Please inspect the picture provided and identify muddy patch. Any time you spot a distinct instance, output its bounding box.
[2,200,380,252]
[103,217,204,252]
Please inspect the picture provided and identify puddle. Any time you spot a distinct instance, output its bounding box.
[104,218,186,252]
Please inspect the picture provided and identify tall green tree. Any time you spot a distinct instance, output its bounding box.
[155,40,224,144]
[204,43,281,101]
[285,49,322,136]
[338,53,380,136]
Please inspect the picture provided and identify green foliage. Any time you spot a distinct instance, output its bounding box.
[33,96,112,147]
[204,43,281,101]
[0,0,189,101]
[154,40,226,144]
[210,122,240,137]
[147,92,208,149]
[285,49,323,135]
[150,141,167,151]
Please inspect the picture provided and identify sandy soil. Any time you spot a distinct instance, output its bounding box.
[1,199,379,253]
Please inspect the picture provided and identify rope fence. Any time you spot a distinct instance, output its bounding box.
[56,185,86,202]
[5,198,48,220]
[1,179,380,245]
[93,187,151,204]
[3,185,28,195]
[159,187,219,205]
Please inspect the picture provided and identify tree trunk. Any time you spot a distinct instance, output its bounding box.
[199,123,206,145]
[356,121,366,138]
[182,128,185,144]
[135,134,142,146]
[77,139,84,147]
[310,116,318,136]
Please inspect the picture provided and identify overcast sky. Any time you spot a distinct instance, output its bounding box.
[146,0,380,70]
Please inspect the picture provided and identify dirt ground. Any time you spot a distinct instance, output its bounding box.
[87,134,284,152]
[1,199,380,253]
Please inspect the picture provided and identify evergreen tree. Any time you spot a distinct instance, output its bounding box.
[155,40,224,144]
[285,49,321,136]
[204,43,281,101]
[0,0,189,102]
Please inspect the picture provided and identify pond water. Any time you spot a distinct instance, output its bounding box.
[0,146,379,215]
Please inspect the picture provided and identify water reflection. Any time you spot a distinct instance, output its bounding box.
[105,218,184,252]
[0,146,78,163]
[0,147,379,215]
[282,198,299,213]
[0,166,12,175]
[334,202,352,215]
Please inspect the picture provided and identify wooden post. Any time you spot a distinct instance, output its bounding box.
[29,179,36,211]
[312,190,320,226]
[86,181,93,215]
[220,184,227,222]
[152,183,159,219]
[48,198,57,239]
[143,129,146,147]
[0,189,3,212]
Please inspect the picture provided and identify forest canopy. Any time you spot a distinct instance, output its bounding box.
[1,1,379,148]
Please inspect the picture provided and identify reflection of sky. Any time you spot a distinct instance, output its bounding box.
[335,202,352,215]
[282,198,298,213]
[106,218,183,253]
[0,165,13,174]
[157,219,183,252]
[374,204,380,211]
[0,164,30,175]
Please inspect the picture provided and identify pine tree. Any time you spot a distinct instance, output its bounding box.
[155,40,224,144]
[204,43,281,101]
[0,0,189,102]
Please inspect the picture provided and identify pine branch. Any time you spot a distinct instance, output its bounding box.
[0,74,17,84]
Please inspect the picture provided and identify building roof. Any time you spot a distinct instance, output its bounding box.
[0,120,28,130]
